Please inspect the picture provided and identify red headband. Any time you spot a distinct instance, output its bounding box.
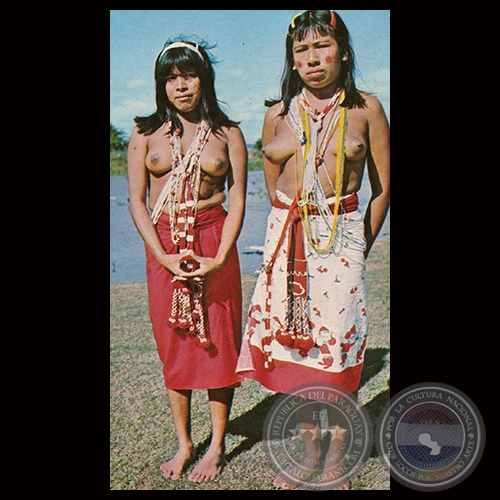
[291,10,337,29]
[330,10,337,29]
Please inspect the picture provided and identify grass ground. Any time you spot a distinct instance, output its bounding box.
[110,238,390,490]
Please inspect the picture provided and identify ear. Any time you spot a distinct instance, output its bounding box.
[342,52,349,62]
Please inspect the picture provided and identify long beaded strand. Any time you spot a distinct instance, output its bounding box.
[152,120,213,349]
[302,105,347,253]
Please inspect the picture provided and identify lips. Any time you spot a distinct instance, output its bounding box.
[176,94,192,102]
[307,69,324,78]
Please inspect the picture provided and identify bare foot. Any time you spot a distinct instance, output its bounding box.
[335,479,351,490]
[273,471,296,490]
[273,460,321,490]
[187,449,225,483]
[273,462,352,490]
[274,472,351,490]
[160,446,195,480]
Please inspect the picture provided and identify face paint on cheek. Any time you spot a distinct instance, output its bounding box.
[325,55,333,64]
[297,61,303,68]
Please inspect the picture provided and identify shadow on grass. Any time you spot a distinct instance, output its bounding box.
[359,348,389,388]
[366,388,390,458]
[359,347,390,458]
[192,393,281,462]
[193,347,389,464]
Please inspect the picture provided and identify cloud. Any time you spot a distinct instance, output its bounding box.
[368,68,390,84]
[361,68,390,120]
[110,98,155,134]
[126,78,150,89]
[363,68,390,96]
[222,92,271,143]
[225,68,246,78]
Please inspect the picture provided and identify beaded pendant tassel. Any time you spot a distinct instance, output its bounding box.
[151,120,212,350]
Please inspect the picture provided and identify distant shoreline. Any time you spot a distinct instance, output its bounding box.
[111,238,389,288]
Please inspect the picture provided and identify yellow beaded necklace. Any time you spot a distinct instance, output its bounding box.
[295,89,348,253]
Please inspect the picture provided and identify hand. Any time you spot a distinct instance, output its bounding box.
[182,253,224,278]
[159,250,199,278]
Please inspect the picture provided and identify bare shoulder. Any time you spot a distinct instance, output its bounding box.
[222,124,246,146]
[128,125,149,156]
[129,123,169,148]
[263,101,287,139]
[222,126,247,164]
[129,125,147,145]
[264,101,285,122]
[360,92,387,117]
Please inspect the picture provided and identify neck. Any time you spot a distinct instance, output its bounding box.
[303,81,339,105]
[178,109,202,125]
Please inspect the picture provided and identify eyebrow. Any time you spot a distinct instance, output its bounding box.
[293,38,333,49]
[166,70,197,77]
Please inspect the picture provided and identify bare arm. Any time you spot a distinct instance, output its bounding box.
[189,126,248,277]
[363,95,391,258]
[261,105,282,205]
[127,126,189,276]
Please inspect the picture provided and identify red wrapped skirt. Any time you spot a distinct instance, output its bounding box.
[145,205,242,390]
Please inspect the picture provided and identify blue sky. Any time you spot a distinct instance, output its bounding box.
[110,10,390,144]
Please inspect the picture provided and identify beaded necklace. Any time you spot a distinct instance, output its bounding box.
[289,88,347,253]
[151,119,212,240]
[150,120,212,350]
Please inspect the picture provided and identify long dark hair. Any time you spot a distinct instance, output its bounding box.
[268,10,367,114]
[134,38,238,136]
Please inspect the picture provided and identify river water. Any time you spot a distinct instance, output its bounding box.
[110,170,389,284]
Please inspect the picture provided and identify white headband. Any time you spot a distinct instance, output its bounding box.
[159,42,203,59]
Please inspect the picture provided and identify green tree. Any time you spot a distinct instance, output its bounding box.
[247,139,263,171]
[110,123,128,151]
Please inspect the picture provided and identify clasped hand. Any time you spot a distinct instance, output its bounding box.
[161,250,222,280]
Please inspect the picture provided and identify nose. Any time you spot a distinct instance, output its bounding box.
[174,76,188,89]
[168,74,189,91]
[307,48,320,66]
